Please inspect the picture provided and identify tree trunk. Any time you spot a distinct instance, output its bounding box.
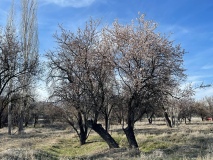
[79,130,87,145]
[148,112,154,124]
[8,103,12,135]
[171,115,175,126]
[0,115,2,129]
[19,98,27,134]
[187,118,191,123]
[78,112,87,145]
[148,118,152,124]
[25,120,28,127]
[105,114,109,132]
[164,111,172,128]
[123,125,138,148]
[33,115,38,128]
[201,116,204,121]
[87,120,119,148]
[24,112,30,127]
[124,95,139,148]
[18,110,24,134]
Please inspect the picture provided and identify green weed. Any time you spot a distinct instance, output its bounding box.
[41,135,108,158]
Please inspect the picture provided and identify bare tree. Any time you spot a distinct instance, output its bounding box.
[6,0,16,135]
[0,0,39,134]
[47,14,186,149]
[176,98,195,124]
[0,16,20,131]
[18,0,39,134]
[205,96,213,118]
[194,100,209,121]
[0,97,8,128]
[108,14,186,148]
[47,19,119,148]
[164,84,195,127]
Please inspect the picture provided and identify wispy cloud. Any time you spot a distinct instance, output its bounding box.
[183,75,213,100]
[187,75,203,84]
[157,24,190,36]
[0,8,7,25]
[39,0,96,7]
[202,64,213,70]
[194,87,213,100]
[186,74,213,87]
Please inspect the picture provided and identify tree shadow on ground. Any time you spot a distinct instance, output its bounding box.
[162,137,213,159]
[134,128,177,135]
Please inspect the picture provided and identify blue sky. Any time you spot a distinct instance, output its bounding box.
[0,0,213,100]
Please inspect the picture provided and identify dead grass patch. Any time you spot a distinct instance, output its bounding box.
[0,119,213,159]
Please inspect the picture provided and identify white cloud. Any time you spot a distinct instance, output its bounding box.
[40,0,96,7]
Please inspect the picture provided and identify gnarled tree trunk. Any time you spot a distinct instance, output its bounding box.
[78,112,87,145]
[87,120,119,148]
[123,96,139,149]
[123,125,138,148]
[164,111,172,128]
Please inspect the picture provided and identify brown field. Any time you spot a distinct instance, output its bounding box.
[0,118,213,160]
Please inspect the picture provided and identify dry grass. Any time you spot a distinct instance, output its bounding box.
[0,118,213,159]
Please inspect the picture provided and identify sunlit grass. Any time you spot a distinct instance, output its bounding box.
[1,119,213,159]
[40,135,108,158]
